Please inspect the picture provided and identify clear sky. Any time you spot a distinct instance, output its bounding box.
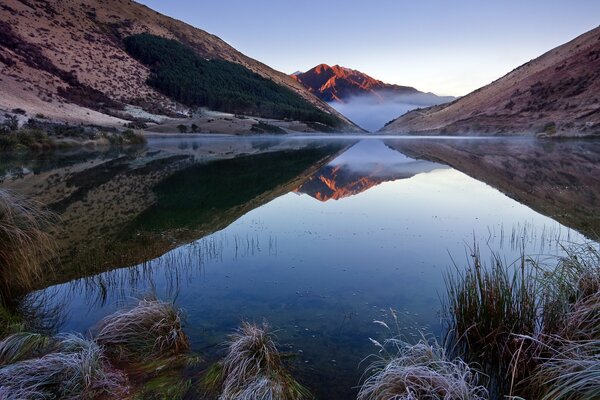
[137,0,600,96]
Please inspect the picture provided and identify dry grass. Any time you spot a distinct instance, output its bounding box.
[529,245,600,400]
[94,299,189,363]
[535,339,600,400]
[359,310,488,400]
[0,332,56,366]
[214,321,312,400]
[0,333,128,399]
[0,189,57,299]
[445,242,600,398]
[358,338,488,400]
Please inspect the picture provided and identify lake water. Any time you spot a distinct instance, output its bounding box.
[2,136,599,399]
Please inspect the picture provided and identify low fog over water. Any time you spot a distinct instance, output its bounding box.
[330,93,454,132]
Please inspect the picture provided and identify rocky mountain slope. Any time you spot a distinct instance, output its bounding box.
[0,0,359,132]
[291,64,452,104]
[381,26,600,137]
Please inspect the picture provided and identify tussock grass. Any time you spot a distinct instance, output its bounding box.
[95,299,189,363]
[0,332,56,365]
[358,338,488,400]
[213,322,312,400]
[0,333,128,399]
[552,245,600,341]
[535,339,600,400]
[0,189,56,299]
[444,247,546,395]
[445,242,600,398]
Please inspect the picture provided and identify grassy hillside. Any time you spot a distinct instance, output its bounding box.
[124,34,340,127]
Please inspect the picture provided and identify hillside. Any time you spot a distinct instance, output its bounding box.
[291,64,452,104]
[0,0,360,132]
[381,26,600,137]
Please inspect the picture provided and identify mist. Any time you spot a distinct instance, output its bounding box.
[330,92,454,132]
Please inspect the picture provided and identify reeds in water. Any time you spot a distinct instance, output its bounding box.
[209,321,312,400]
[445,242,600,398]
[95,298,189,363]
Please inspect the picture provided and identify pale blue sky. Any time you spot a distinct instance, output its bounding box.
[137,0,600,96]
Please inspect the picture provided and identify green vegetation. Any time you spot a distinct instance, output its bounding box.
[444,248,544,396]
[251,121,287,134]
[123,33,340,127]
[129,145,341,233]
[103,129,146,145]
[95,299,189,363]
[205,322,312,400]
[444,243,600,399]
[0,128,53,151]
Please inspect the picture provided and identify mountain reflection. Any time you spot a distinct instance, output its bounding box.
[386,138,600,240]
[296,140,446,201]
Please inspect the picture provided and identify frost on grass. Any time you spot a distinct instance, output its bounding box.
[0,334,127,399]
[95,299,189,362]
[358,338,488,400]
[215,322,312,400]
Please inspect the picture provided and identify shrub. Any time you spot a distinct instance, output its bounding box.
[251,121,287,134]
[0,129,53,151]
[122,129,146,145]
[177,124,188,133]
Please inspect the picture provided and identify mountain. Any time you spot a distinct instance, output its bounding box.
[295,140,443,201]
[0,0,360,133]
[291,64,452,104]
[291,64,453,131]
[381,26,600,137]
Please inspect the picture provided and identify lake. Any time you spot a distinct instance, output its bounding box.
[1,136,599,399]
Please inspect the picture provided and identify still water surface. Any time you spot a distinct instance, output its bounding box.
[3,136,598,399]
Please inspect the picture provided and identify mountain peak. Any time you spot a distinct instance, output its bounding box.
[291,64,420,103]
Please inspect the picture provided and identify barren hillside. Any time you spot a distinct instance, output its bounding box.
[381,26,600,137]
[0,0,359,131]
